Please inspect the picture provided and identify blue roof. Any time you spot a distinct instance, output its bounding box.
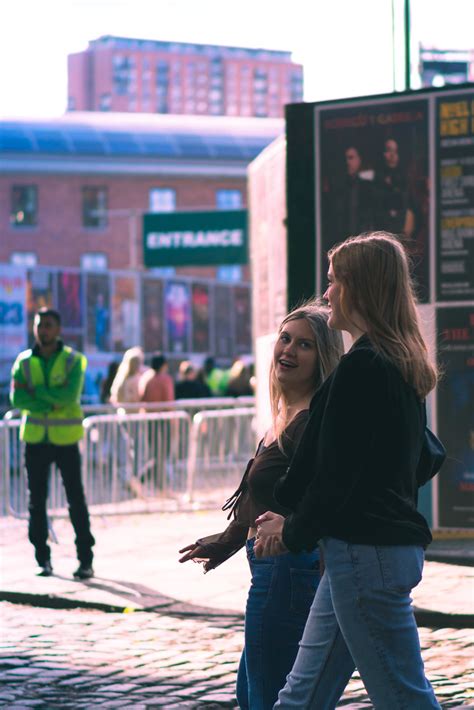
[0,116,282,162]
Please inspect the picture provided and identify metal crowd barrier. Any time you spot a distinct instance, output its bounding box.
[187,407,256,501]
[82,410,191,506]
[81,396,255,418]
[1,405,256,518]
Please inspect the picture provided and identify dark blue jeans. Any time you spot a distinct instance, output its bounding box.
[236,538,320,710]
[25,443,95,566]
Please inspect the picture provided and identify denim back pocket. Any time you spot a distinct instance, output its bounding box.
[375,545,424,594]
[290,567,319,615]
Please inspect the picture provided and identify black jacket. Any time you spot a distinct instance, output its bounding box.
[276,336,433,552]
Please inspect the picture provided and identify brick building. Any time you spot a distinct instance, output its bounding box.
[0,112,283,391]
[67,35,303,118]
[0,112,282,272]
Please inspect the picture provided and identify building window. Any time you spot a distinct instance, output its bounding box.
[217,265,242,283]
[99,93,111,111]
[82,187,108,228]
[10,251,38,267]
[113,55,134,95]
[149,188,176,213]
[216,189,242,210]
[11,185,38,226]
[81,253,108,271]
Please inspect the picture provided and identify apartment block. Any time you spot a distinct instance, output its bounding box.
[68,35,303,117]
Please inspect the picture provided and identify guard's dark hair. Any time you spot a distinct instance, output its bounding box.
[35,307,61,325]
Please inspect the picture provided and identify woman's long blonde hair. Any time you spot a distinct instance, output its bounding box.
[110,346,144,402]
[328,231,438,399]
[269,299,344,448]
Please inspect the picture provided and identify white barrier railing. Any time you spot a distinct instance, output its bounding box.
[1,406,256,518]
[82,410,191,506]
[84,396,255,415]
[187,407,256,502]
[4,396,255,421]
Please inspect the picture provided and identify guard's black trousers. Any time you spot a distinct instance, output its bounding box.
[25,443,95,566]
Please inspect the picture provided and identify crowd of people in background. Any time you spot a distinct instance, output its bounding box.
[96,351,255,406]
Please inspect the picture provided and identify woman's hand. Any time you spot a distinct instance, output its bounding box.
[254,512,287,558]
[178,543,209,564]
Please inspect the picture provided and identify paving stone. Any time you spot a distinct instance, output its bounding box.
[196,693,233,706]
[2,668,42,677]
[97,683,140,692]
[0,659,30,667]
[1,602,472,708]
[140,698,186,707]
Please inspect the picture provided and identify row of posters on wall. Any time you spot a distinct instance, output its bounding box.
[316,88,474,303]
[0,266,252,363]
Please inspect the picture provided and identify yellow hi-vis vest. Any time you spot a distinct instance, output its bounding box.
[19,347,86,445]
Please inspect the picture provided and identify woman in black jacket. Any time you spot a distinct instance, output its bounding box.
[255,232,441,709]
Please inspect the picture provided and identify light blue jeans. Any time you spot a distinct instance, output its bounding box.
[274,537,440,709]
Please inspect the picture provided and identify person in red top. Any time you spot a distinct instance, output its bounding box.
[139,354,174,403]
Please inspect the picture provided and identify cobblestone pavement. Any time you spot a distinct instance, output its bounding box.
[1,603,473,709]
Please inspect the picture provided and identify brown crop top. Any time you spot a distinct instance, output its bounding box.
[195,409,308,571]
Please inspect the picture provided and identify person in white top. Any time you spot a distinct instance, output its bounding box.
[110,347,147,405]
[109,346,149,497]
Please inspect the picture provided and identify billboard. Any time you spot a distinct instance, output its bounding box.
[57,271,83,329]
[234,286,252,353]
[86,274,110,352]
[143,210,248,267]
[142,279,164,353]
[191,284,210,353]
[214,285,233,358]
[164,281,191,354]
[111,276,139,352]
[26,269,55,347]
[436,92,474,301]
[436,306,474,528]
[0,265,27,358]
[318,97,430,301]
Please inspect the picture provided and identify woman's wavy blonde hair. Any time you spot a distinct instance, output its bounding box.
[269,299,344,448]
[110,346,144,402]
[328,231,438,399]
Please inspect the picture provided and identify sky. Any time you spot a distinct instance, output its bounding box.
[1,0,473,118]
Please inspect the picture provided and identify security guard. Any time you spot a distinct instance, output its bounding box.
[10,307,95,578]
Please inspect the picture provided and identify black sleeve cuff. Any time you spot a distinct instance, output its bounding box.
[282,513,322,554]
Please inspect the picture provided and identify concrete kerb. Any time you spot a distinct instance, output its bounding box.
[426,534,474,567]
[0,589,245,620]
[1,588,472,630]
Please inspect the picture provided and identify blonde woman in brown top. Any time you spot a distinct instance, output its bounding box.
[179,300,343,710]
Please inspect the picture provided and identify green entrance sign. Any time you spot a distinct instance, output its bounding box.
[143,209,248,267]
